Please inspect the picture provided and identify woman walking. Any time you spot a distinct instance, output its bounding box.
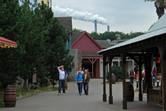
[129,68,134,85]
[75,71,83,95]
[83,69,90,95]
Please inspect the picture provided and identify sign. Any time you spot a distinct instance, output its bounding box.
[33,73,37,83]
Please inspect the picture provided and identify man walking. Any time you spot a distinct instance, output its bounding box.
[57,65,67,95]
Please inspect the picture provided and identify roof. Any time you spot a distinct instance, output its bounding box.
[96,40,111,48]
[0,36,17,48]
[71,32,85,44]
[82,52,101,57]
[72,31,103,49]
[112,39,126,43]
[56,17,72,33]
[98,13,166,54]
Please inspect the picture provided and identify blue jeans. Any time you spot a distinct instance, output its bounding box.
[77,82,82,94]
[130,77,134,85]
[84,83,89,95]
[59,80,65,93]
[153,74,156,82]
[153,74,156,86]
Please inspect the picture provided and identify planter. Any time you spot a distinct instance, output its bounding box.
[4,85,16,107]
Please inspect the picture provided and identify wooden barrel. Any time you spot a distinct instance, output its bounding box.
[126,82,134,101]
[4,85,16,107]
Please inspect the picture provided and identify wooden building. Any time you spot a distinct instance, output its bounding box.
[57,17,72,51]
[98,13,166,110]
[71,31,110,78]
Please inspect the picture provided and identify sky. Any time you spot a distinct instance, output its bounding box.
[51,0,158,33]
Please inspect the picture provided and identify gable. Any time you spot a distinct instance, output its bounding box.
[72,32,101,52]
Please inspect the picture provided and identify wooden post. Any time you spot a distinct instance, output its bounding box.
[158,44,166,111]
[139,56,143,101]
[103,55,107,102]
[89,58,97,78]
[109,56,113,104]
[121,54,127,109]
[144,51,152,103]
[92,63,94,78]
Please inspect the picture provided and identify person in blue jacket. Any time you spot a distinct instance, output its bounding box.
[75,71,83,95]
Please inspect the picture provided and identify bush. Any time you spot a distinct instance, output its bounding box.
[112,66,122,81]
[106,66,122,82]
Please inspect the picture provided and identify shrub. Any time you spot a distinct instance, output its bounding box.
[112,66,122,81]
[106,66,122,82]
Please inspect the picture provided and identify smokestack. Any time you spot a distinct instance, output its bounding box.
[94,20,97,33]
[107,25,110,32]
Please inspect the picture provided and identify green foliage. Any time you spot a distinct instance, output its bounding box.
[106,65,122,82]
[145,0,166,18]
[112,66,122,81]
[0,91,4,107]
[0,0,74,90]
[16,87,58,96]
[90,31,144,40]
[73,28,84,32]
[0,0,21,89]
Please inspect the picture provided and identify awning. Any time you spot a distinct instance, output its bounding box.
[0,36,17,48]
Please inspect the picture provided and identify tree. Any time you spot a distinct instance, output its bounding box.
[0,0,21,89]
[46,17,74,87]
[90,32,101,40]
[0,0,74,90]
[15,0,46,88]
[34,2,74,87]
[33,1,54,87]
[145,0,166,18]
[73,28,83,32]
[90,31,144,40]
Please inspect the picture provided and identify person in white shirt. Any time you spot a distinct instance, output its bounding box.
[57,65,67,95]
[76,67,84,75]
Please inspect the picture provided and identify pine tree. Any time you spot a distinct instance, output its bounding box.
[0,0,21,89]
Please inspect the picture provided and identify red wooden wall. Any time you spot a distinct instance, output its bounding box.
[95,59,100,78]
[72,32,101,52]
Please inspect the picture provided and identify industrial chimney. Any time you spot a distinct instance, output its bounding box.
[94,20,97,33]
[107,25,110,32]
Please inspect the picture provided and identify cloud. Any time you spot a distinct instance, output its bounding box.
[52,5,107,25]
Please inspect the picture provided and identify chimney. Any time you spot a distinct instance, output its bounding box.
[107,25,110,32]
[94,20,97,33]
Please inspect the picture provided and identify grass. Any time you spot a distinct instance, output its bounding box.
[0,91,4,107]
[16,86,58,96]
[0,86,58,108]
[16,88,36,96]
[37,87,58,92]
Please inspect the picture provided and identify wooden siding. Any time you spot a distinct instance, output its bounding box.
[95,59,100,78]
[72,33,101,52]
